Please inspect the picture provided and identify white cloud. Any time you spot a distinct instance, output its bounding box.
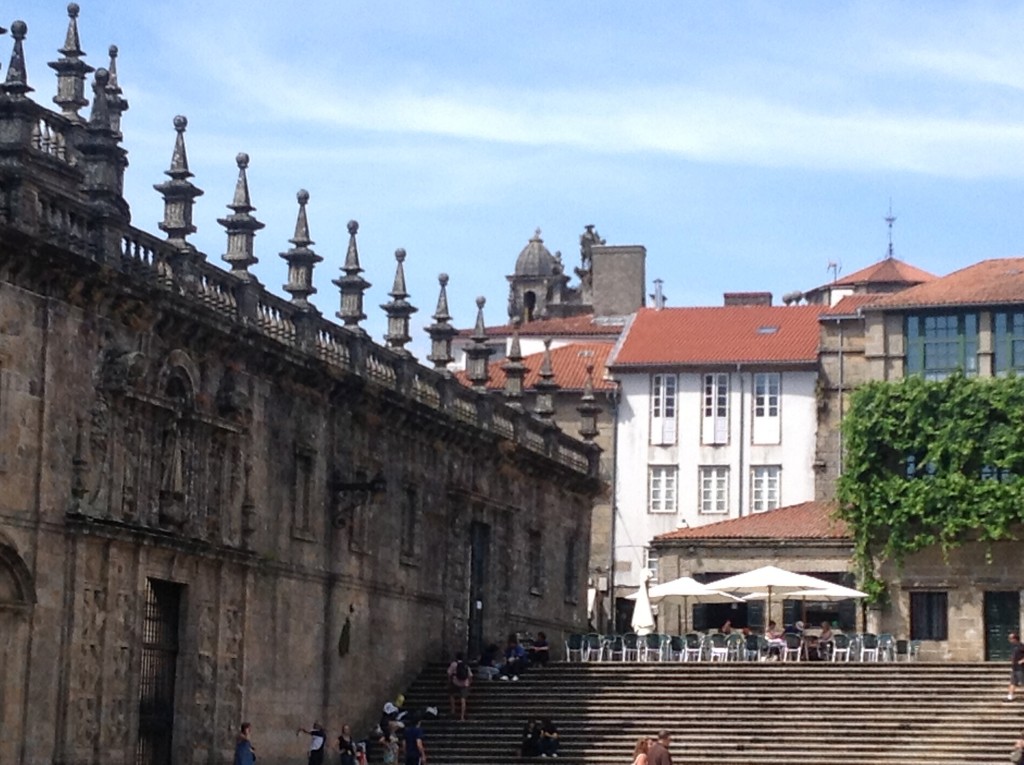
[164,18,1024,182]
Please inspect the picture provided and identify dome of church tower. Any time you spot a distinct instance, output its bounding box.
[514,229,560,276]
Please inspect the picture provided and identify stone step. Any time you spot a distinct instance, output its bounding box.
[397,662,1019,764]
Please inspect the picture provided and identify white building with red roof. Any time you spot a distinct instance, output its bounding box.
[606,299,827,594]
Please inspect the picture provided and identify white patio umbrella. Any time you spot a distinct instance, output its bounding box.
[786,583,869,601]
[741,582,869,603]
[627,575,744,632]
[707,566,839,622]
[630,569,657,636]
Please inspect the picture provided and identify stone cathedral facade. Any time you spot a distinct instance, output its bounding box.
[0,8,600,765]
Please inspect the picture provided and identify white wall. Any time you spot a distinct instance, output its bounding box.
[614,367,818,589]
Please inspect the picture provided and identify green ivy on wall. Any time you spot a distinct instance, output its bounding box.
[837,373,1024,601]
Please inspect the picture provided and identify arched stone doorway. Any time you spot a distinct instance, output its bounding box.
[0,535,35,765]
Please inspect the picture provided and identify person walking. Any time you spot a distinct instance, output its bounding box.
[233,722,256,765]
[648,731,673,765]
[630,738,650,765]
[1011,729,1024,763]
[297,722,327,765]
[338,723,358,765]
[402,713,427,765]
[1008,632,1024,702]
[446,651,472,721]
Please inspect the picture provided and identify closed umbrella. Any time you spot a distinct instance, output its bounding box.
[630,569,656,636]
[708,566,839,623]
[628,575,744,632]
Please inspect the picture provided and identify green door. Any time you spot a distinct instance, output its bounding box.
[984,591,1020,661]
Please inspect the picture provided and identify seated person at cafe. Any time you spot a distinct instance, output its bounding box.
[528,631,550,666]
[765,621,786,659]
[783,620,804,636]
[720,619,733,635]
[817,622,835,659]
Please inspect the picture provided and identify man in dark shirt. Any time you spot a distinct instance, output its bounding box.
[648,730,673,765]
[538,719,559,757]
[403,716,426,765]
[1007,632,1024,701]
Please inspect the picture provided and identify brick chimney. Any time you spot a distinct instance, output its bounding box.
[723,292,772,307]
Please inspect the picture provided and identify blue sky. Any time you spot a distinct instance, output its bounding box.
[16,1,1024,352]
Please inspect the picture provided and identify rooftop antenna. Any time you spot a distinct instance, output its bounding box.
[826,261,841,283]
[885,199,896,259]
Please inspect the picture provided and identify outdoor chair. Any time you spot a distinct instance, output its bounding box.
[705,633,729,662]
[830,633,851,662]
[726,633,745,661]
[893,638,910,662]
[683,633,702,662]
[743,633,763,661]
[584,632,604,661]
[782,633,802,662]
[877,633,896,662]
[641,632,665,662]
[858,633,880,661]
[908,639,922,661]
[564,633,586,662]
[667,635,686,662]
[622,633,640,661]
[602,634,624,662]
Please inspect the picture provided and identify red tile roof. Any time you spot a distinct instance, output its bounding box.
[820,294,878,317]
[609,305,826,367]
[458,313,625,339]
[819,258,936,290]
[456,342,616,392]
[865,258,1024,310]
[655,501,849,541]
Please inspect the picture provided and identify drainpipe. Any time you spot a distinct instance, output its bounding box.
[837,320,845,477]
[608,381,621,631]
[736,363,745,517]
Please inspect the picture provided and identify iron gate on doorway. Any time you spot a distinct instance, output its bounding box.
[136,579,183,765]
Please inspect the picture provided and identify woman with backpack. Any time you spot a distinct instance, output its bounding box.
[446,651,472,722]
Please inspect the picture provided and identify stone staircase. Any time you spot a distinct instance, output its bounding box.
[400,661,1021,765]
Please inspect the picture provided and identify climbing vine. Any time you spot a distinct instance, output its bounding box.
[836,373,1024,602]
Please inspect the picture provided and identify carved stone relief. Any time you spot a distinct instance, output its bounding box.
[80,346,248,550]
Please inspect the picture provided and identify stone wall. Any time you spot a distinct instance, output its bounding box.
[0,27,599,765]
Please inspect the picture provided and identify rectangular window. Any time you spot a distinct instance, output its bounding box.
[528,530,543,595]
[400,486,417,560]
[995,312,1024,375]
[906,313,979,380]
[702,373,729,445]
[752,372,781,444]
[650,374,677,445]
[644,547,659,584]
[648,465,678,514]
[910,591,948,640]
[698,466,729,515]
[291,452,314,537]
[564,534,579,603]
[750,465,781,513]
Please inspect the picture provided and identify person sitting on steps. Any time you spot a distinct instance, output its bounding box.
[520,719,541,758]
[538,718,559,758]
[499,633,527,681]
[528,632,550,666]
